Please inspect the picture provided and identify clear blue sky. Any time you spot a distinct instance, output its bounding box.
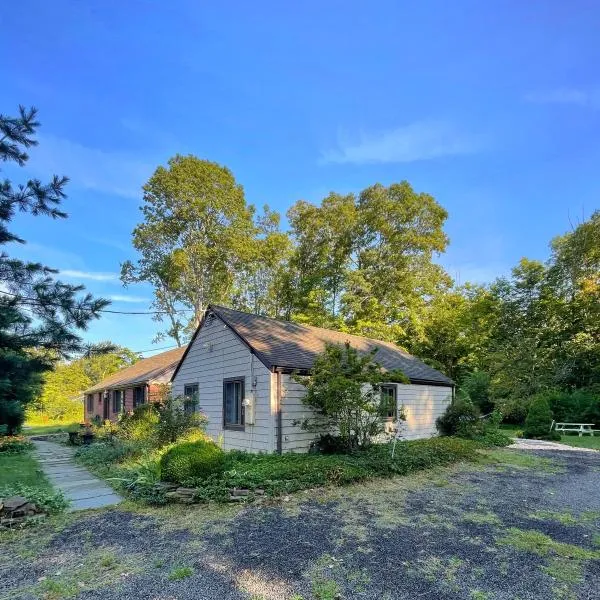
[3,1,599,354]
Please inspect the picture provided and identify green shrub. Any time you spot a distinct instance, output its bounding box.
[474,429,513,447]
[524,396,554,439]
[0,436,33,454]
[460,371,493,413]
[540,389,600,426]
[118,404,160,443]
[160,439,225,483]
[0,400,25,436]
[0,483,68,513]
[155,394,208,445]
[436,398,480,437]
[75,439,142,468]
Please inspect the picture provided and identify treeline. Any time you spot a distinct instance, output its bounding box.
[27,345,139,424]
[123,155,599,423]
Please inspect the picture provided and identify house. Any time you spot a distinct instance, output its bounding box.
[84,346,187,422]
[171,305,454,453]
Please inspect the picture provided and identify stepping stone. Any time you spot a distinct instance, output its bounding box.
[31,440,122,512]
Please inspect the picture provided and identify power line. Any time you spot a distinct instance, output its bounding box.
[0,290,194,316]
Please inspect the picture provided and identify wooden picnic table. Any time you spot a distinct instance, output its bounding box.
[553,422,597,437]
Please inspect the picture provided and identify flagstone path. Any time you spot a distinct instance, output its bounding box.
[32,439,122,511]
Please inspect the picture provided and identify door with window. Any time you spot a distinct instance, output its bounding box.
[133,386,145,409]
[103,392,109,420]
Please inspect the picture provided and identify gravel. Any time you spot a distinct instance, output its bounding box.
[2,448,599,599]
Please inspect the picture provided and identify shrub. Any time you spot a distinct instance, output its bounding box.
[436,398,480,437]
[0,400,25,435]
[160,439,225,483]
[118,404,160,443]
[0,435,33,454]
[294,342,408,452]
[523,396,554,439]
[155,394,208,445]
[460,371,493,414]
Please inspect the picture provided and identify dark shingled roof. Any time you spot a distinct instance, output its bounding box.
[85,346,187,394]
[192,305,452,386]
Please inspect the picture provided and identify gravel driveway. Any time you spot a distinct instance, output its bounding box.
[2,448,599,600]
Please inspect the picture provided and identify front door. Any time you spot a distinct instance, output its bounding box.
[103,393,109,420]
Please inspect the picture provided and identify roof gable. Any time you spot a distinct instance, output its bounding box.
[173,305,453,386]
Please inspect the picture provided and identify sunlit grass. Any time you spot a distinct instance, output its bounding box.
[22,422,80,437]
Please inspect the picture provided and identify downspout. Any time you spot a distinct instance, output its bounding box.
[276,369,283,455]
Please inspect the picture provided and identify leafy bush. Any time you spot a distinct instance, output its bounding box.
[460,371,493,413]
[75,439,143,469]
[155,394,208,445]
[538,389,600,426]
[0,435,33,454]
[160,439,225,483]
[523,396,555,439]
[498,396,532,425]
[294,342,408,451]
[0,483,68,513]
[309,434,352,455]
[474,429,513,447]
[436,398,480,437]
[118,404,160,443]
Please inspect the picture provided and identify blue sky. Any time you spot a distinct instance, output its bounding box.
[3,1,599,354]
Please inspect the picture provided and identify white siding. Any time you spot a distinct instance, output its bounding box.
[279,376,453,452]
[397,384,453,440]
[280,375,318,453]
[172,316,273,452]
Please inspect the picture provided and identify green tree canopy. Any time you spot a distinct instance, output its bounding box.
[0,106,108,433]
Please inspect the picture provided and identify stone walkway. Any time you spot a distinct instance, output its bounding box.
[32,439,122,511]
[509,437,599,452]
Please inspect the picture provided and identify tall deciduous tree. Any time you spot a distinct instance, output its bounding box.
[285,182,450,342]
[0,106,108,433]
[121,155,264,345]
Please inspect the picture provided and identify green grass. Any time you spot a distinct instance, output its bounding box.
[558,434,600,450]
[22,422,80,437]
[499,424,520,437]
[0,449,50,489]
[168,566,194,581]
[499,527,600,560]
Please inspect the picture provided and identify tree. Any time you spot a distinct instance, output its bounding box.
[28,343,139,423]
[523,395,554,439]
[284,182,450,342]
[0,106,108,434]
[121,155,287,344]
[295,342,408,451]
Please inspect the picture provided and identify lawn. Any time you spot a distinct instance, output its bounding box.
[558,434,600,450]
[22,422,80,437]
[0,448,51,489]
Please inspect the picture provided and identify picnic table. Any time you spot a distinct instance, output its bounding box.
[552,421,597,437]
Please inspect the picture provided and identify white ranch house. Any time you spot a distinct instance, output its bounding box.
[171,305,454,453]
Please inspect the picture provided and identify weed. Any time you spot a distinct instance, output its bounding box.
[542,557,583,584]
[498,528,599,560]
[312,577,341,600]
[463,511,502,526]
[39,578,79,599]
[528,511,578,526]
[168,566,194,581]
[470,591,492,600]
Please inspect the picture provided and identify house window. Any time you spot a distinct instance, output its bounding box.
[133,386,145,409]
[112,390,122,413]
[380,385,397,420]
[183,384,199,415]
[223,378,244,430]
[86,394,94,413]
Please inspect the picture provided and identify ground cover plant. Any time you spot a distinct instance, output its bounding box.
[0,441,68,514]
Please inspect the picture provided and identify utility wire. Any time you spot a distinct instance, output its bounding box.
[0,290,194,316]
